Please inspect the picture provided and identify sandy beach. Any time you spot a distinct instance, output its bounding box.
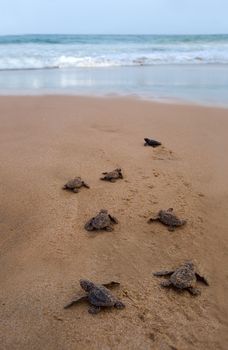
[0,95,228,350]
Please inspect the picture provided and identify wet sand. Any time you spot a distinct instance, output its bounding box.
[0,96,228,350]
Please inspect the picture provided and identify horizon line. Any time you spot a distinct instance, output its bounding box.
[0,33,228,36]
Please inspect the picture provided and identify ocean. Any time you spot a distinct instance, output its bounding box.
[0,34,228,106]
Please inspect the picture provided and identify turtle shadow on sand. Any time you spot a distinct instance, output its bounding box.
[84,209,118,232]
[148,208,186,231]
[153,261,209,295]
[64,279,125,314]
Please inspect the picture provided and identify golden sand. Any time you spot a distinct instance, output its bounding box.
[0,96,228,350]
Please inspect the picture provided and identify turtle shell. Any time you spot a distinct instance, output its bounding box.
[91,211,111,229]
[102,169,123,181]
[108,169,122,179]
[170,265,197,289]
[107,172,119,179]
[65,178,83,189]
[88,285,116,307]
[159,210,185,227]
[144,138,161,147]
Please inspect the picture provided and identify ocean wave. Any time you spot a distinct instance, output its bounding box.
[0,54,228,70]
[0,34,228,70]
[1,34,228,45]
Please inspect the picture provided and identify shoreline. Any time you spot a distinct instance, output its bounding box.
[0,93,228,109]
[0,64,228,107]
[0,95,228,350]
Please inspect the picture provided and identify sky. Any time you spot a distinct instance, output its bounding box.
[0,0,228,35]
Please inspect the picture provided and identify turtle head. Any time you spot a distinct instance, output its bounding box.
[100,209,108,214]
[184,261,194,270]
[144,138,149,143]
[116,168,122,173]
[80,279,95,292]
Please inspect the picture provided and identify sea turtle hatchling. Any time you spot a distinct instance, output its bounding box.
[84,209,118,231]
[153,261,209,295]
[148,208,186,231]
[63,177,90,193]
[144,138,162,147]
[100,168,123,182]
[64,279,125,314]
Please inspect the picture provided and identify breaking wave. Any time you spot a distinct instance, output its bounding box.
[0,34,228,70]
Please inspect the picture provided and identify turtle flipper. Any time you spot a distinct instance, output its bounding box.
[83,182,90,189]
[153,270,174,277]
[148,215,159,223]
[105,226,114,232]
[181,219,187,226]
[88,305,101,314]
[102,281,120,288]
[109,215,118,224]
[64,295,88,309]
[118,170,123,179]
[187,287,201,296]
[114,301,125,309]
[160,280,172,288]
[195,273,209,286]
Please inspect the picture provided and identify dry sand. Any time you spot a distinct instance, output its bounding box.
[0,96,228,350]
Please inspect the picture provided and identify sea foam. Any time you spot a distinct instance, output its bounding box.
[0,34,228,70]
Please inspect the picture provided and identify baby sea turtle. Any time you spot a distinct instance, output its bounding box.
[144,138,162,147]
[63,177,90,193]
[64,279,125,314]
[100,168,123,182]
[153,261,209,295]
[85,209,118,231]
[148,208,186,231]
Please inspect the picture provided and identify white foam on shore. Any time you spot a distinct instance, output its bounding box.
[1,52,228,71]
